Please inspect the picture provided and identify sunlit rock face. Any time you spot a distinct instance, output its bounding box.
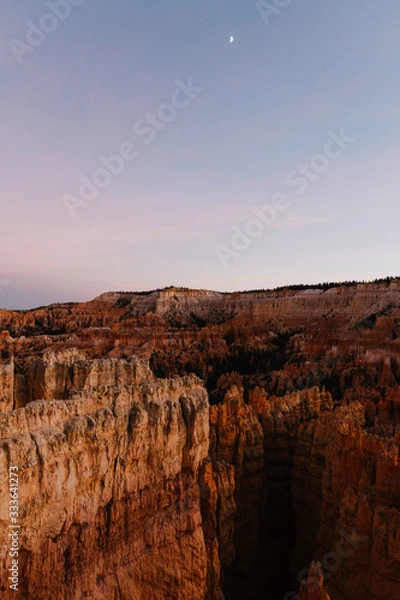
[0,357,212,600]
[0,360,13,413]
[0,281,400,599]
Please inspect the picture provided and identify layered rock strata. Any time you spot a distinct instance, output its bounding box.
[2,281,400,425]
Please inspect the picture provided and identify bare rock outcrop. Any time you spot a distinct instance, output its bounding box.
[0,358,211,600]
[1,282,400,599]
[209,386,265,597]
[298,562,331,600]
[0,360,13,413]
[315,404,400,600]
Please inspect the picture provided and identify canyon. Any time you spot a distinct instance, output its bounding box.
[0,280,400,599]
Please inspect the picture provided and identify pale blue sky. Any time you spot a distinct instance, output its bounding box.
[1,1,399,308]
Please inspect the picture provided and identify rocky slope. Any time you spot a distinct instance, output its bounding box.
[0,281,399,599]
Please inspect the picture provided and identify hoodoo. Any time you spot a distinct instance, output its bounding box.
[1,281,400,599]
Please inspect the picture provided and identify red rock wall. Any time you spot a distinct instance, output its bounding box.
[313,404,400,600]
[0,361,13,413]
[298,562,331,600]
[0,358,212,600]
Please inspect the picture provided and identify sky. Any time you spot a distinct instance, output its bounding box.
[1,0,400,309]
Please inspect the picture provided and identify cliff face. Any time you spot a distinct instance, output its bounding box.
[208,386,335,598]
[16,349,155,406]
[314,404,400,600]
[1,353,400,599]
[0,283,400,599]
[0,356,213,600]
[1,354,341,600]
[0,360,13,413]
[203,385,400,600]
[209,386,265,598]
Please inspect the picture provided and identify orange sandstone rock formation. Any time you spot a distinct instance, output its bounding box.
[0,282,400,599]
[298,562,331,600]
[0,357,212,600]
